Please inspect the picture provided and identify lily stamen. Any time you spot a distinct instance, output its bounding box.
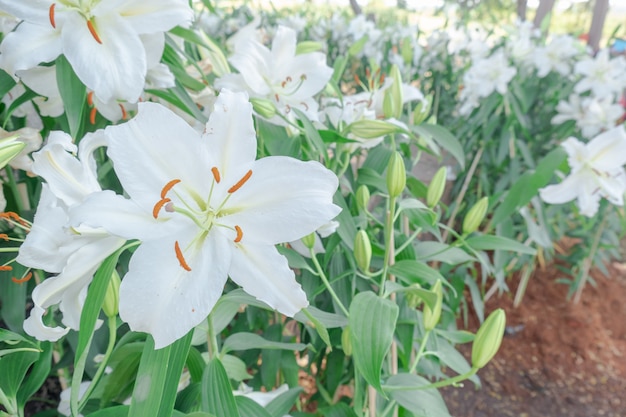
[49,4,56,28]
[0,265,12,271]
[89,107,97,124]
[152,198,171,219]
[0,234,8,241]
[87,20,103,44]
[120,104,128,120]
[174,241,192,271]
[234,225,243,243]
[12,272,33,284]
[161,179,181,199]
[87,91,94,106]
[211,167,221,183]
[228,170,253,193]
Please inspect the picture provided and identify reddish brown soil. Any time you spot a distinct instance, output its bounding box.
[442,262,626,417]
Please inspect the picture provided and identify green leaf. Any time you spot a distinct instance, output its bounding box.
[17,341,52,408]
[412,124,465,170]
[414,241,475,264]
[265,387,302,417]
[292,108,326,159]
[464,235,536,255]
[385,373,451,417]
[222,354,252,382]
[296,308,331,348]
[389,260,444,286]
[0,69,16,98]
[56,54,86,139]
[0,350,39,399]
[349,292,399,394]
[222,332,306,355]
[128,333,192,417]
[86,405,130,417]
[201,358,240,416]
[0,259,28,332]
[235,396,272,417]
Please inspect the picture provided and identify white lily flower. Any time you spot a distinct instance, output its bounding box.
[574,49,626,100]
[16,65,64,118]
[0,0,193,103]
[0,126,42,172]
[19,130,125,341]
[216,26,333,125]
[70,90,341,349]
[539,125,626,217]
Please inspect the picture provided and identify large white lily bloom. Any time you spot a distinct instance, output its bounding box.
[71,90,341,349]
[18,131,125,341]
[574,49,626,100]
[0,0,193,103]
[539,125,626,217]
[215,26,333,125]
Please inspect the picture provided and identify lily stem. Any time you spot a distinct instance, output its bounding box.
[309,248,349,317]
[379,196,396,297]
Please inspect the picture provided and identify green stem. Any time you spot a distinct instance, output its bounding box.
[309,248,349,317]
[78,315,117,410]
[394,227,422,255]
[383,368,478,392]
[409,329,432,373]
[379,196,396,297]
[4,167,24,214]
[573,213,608,303]
[0,387,17,416]
[207,313,220,359]
[70,333,94,416]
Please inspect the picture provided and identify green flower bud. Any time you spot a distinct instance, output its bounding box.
[426,166,447,208]
[382,65,403,119]
[386,151,406,198]
[354,230,372,273]
[347,119,400,139]
[405,284,423,309]
[471,308,506,369]
[401,37,413,65]
[301,232,316,250]
[0,135,26,170]
[342,326,352,356]
[250,98,277,119]
[462,197,489,235]
[423,280,443,331]
[103,271,121,318]
[356,185,370,212]
[412,95,432,125]
[296,41,323,54]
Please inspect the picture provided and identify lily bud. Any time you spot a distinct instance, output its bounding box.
[471,308,506,369]
[386,151,406,198]
[412,95,432,125]
[383,65,403,119]
[296,41,323,54]
[462,197,489,235]
[354,230,372,273]
[405,284,423,309]
[422,280,443,331]
[103,270,121,318]
[356,185,370,212]
[426,167,447,208]
[401,37,413,65]
[347,119,400,139]
[0,135,26,170]
[342,326,352,356]
[301,232,316,250]
[250,98,277,119]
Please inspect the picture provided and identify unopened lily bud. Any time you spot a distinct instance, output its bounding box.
[342,326,352,356]
[426,167,447,208]
[412,96,432,125]
[401,37,413,65]
[462,197,489,235]
[471,308,506,369]
[405,284,423,309]
[354,230,372,273]
[423,280,443,331]
[301,232,316,250]
[348,119,400,139]
[250,98,277,119]
[356,185,370,212]
[386,151,406,198]
[382,65,403,119]
[296,41,323,54]
[103,271,121,318]
[0,135,26,170]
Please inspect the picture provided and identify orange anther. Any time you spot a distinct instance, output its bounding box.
[174,241,191,271]
[211,167,221,183]
[87,91,94,106]
[119,104,128,120]
[152,198,170,219]
[12,272,32,284]
[49,4,56,28]
[228,170,253,193]
[0,234,8,241]
[160,179,181,199]
[87,19,102,44]
[89,107,97,124]
[234,225,243,243]
[0,265,12,271]
[274,93,280,102]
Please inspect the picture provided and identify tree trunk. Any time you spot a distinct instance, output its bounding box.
[517,0,528,21]
[349,0,362,15]
[588,0,609,52]
[533,0,555,32]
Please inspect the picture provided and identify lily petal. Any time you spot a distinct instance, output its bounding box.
[539,173,583,205]
[97,0,193,34]
[23,305,70,342]
[0,22,61,79]
[229,243,308,316]
[0,0,53,26]
[587,125,626,169]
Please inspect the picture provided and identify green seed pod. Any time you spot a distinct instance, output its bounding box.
[471,308,506,369]
[342,326,352,356]
[426,166,447,208]
[348,119,400,139]
[103,270,121,318]
[0,135,26,170]
[356,185,370,212]
[462,197,489,235]
[354,230,372,273]
[250,98,277,119]
[422,280,443,331]
[405,284,423,309]
[301,232,317,250]
[386,151,406,198]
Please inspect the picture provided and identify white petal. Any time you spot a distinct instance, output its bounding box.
[271,26,297,65]
[229,43,273,96]
[16,65,60,100]
[587,125,626,169]
[97,0,193,33]
[0,22,61,78]
[539,173,581,205]
[62,13,145,103]
[229,243,308,316]
[119,231,232,349]
[223,156,341,244]
[105,102,212,211]
[0,0,53,25]
[23,305,70,342]
[140,33,165,69]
